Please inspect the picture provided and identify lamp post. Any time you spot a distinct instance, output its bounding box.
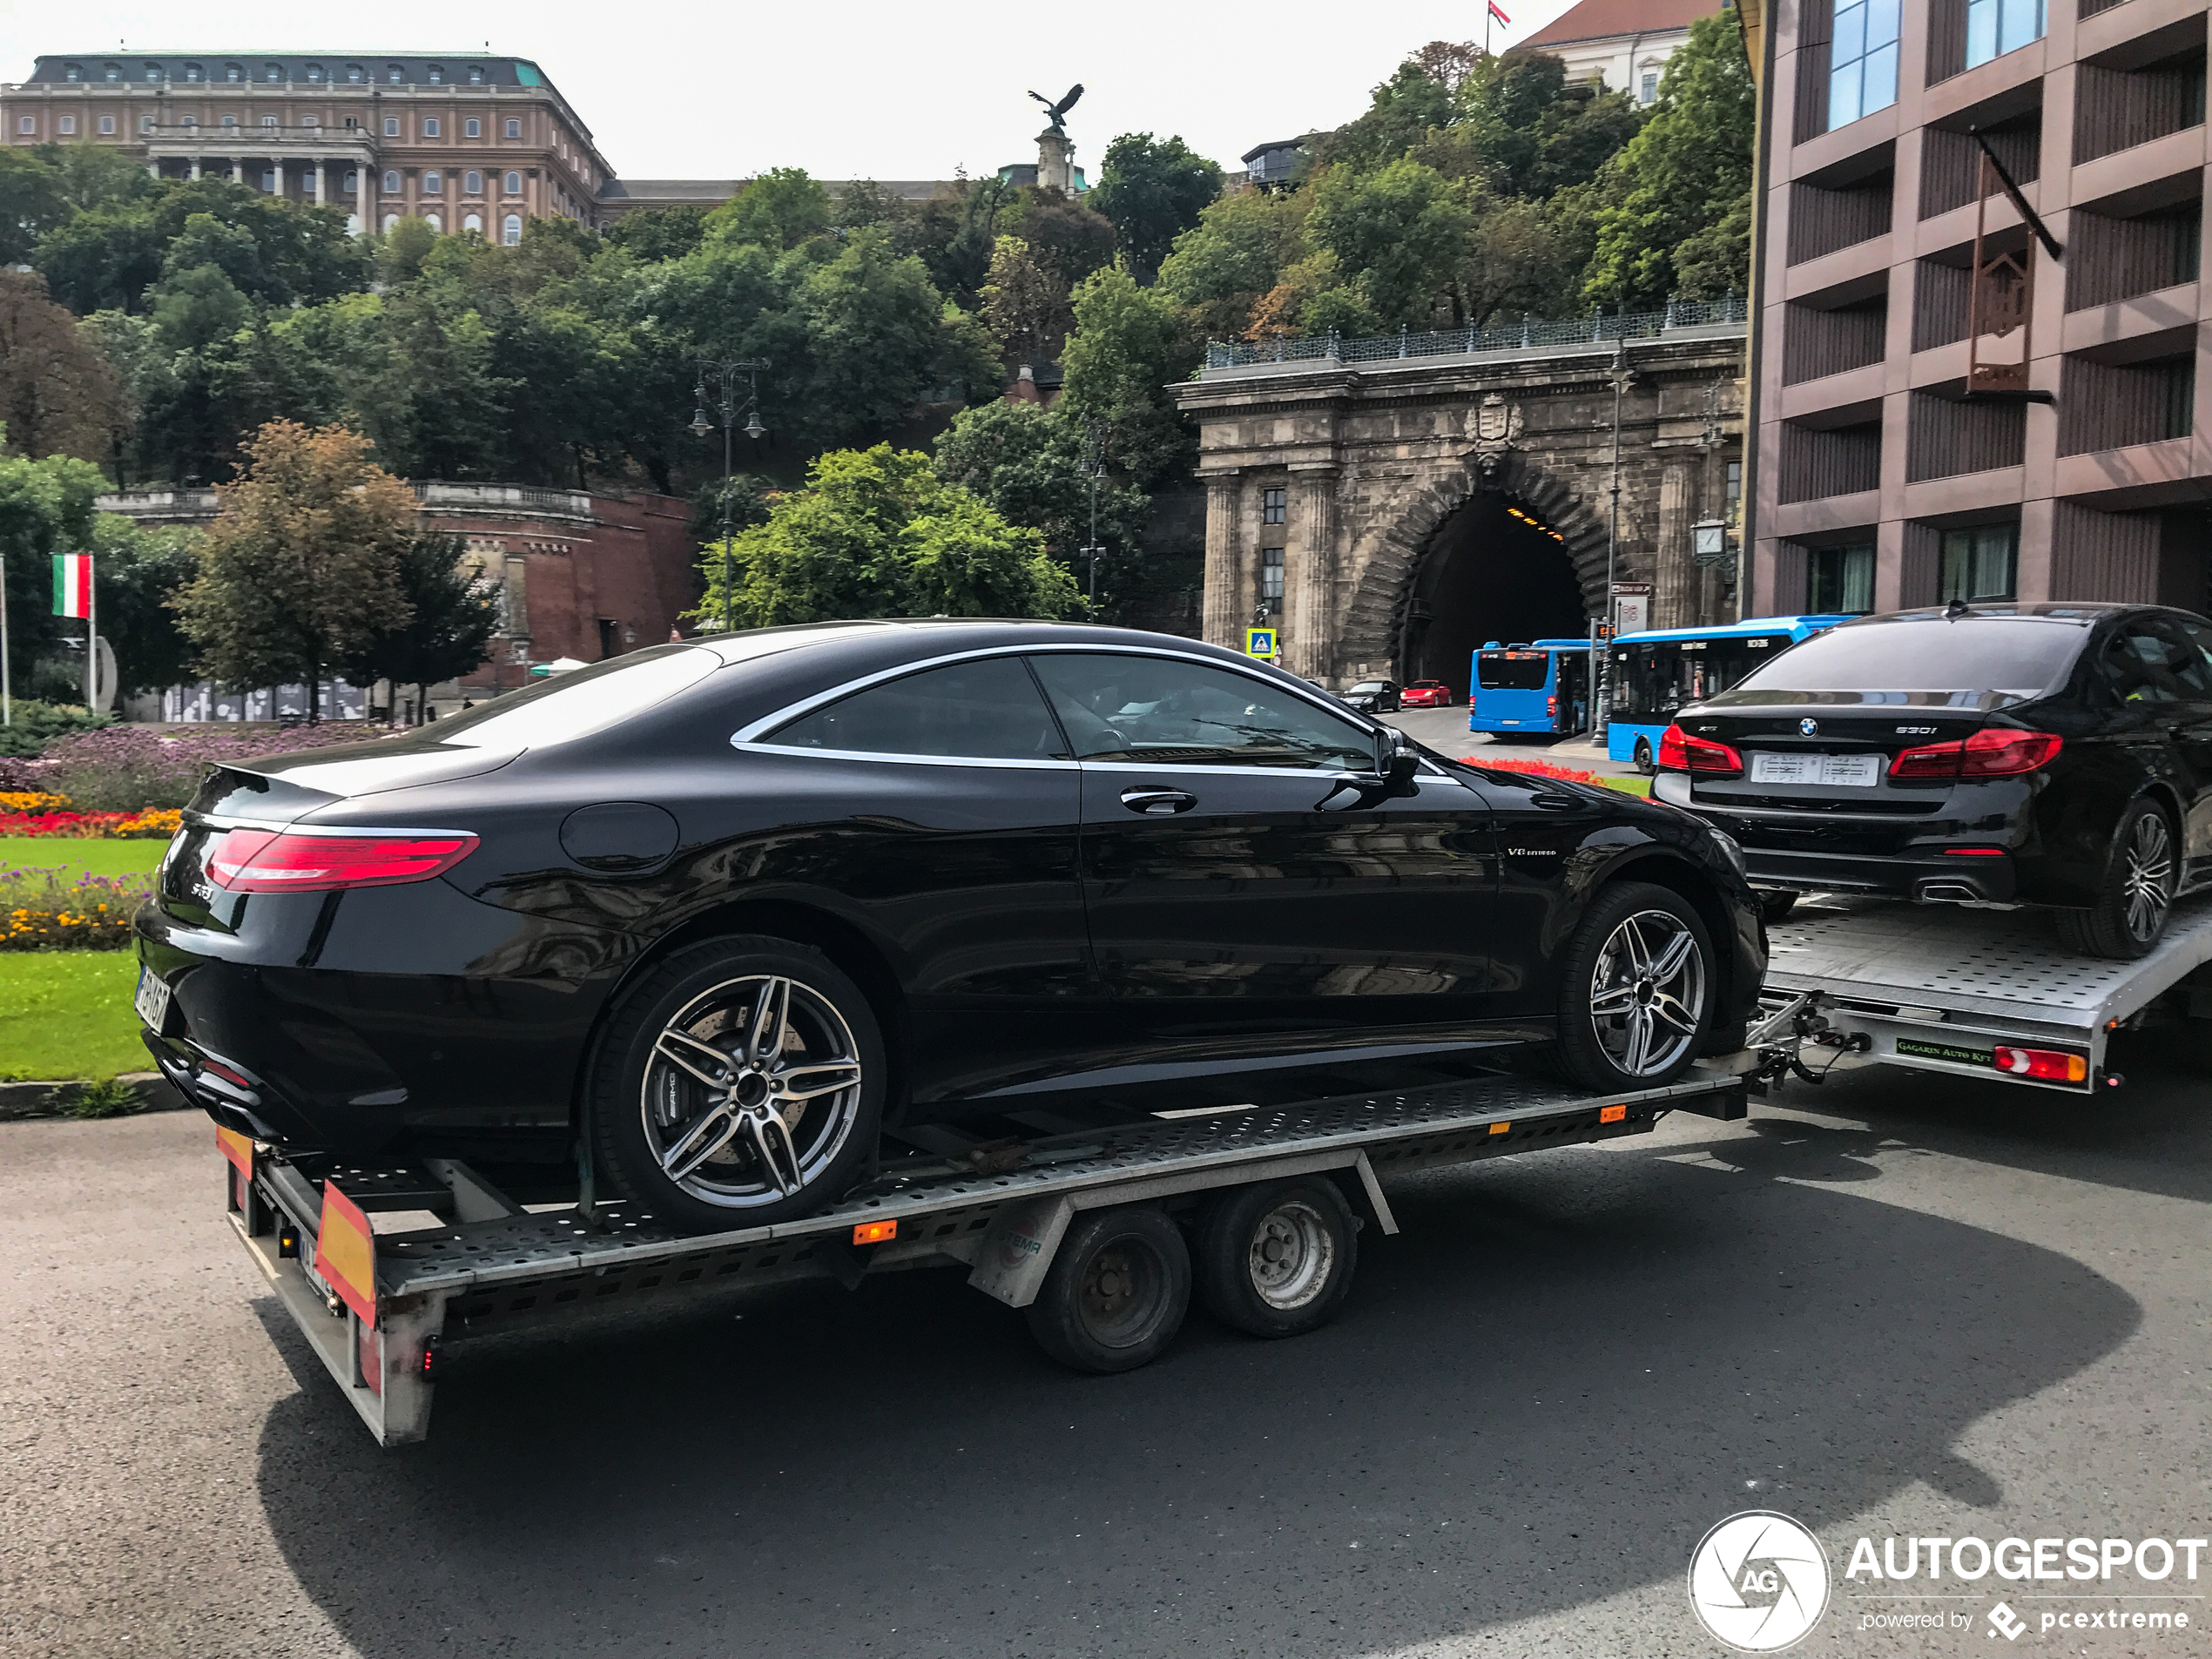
[1078,419,1108,604]
[689,358,766,633]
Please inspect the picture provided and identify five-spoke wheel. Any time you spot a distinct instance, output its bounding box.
[1554,880,1715,1091]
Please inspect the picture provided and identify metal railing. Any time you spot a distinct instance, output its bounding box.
[414,482,595,521]
[1204,294,1748,371]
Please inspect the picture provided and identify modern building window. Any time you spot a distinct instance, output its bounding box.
[464,118,482,138]
[383,170,401,193]
[504,170,523,194]
[97,115,115,134]
[1262,486,1286,524]
[463,212,483,234]
[58,116,76,134]
[423,118,441,137]
[1829,0,1900,130]
[502,213,523,246]
[1640,71,1658,103]
[1807,543,1876,613]
[1939,525,2019,601]
[384,118,400,136]
[464,170,482,194]
[505,118,521,138]
[423,171,442,194]
[1966,0,2044,70]
[1261,547,1285,610]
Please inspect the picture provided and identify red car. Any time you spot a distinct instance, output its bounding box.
[1399,679,1456,708]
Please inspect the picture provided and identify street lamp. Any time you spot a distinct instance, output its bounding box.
[690,357,767,632]
[1078,419,1108,604]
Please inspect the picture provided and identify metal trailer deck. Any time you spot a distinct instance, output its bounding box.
[221,1070,1746,1446]
[1756,893,2212,1091]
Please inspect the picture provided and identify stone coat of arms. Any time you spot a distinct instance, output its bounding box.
[1470,393,1524,448]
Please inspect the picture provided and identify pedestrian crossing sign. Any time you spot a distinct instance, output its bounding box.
[1245,628,1278,658]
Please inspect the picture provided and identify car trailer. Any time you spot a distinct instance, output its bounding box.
[1737,894,2212,1094]
[216,1070,1748,1446]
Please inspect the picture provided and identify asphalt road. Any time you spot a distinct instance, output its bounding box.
[3,1043,2207,1659]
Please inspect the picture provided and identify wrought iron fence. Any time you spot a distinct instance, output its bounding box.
[1204,294,1748,371]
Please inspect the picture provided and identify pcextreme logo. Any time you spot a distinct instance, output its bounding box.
[1688,1511,1832,1652]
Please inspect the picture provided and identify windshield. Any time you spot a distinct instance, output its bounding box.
[1715,619,2087,705]
[422,647,721,749]
[1349,681,1388,693]
[1479,652,1550,691]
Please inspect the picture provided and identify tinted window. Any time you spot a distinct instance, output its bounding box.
[2100,624,2186,706]
[1479,651,1549,690]
[1717,620,2084,702]
[2152,617,2212,698]
[1029,653,1375,770]
[764,657,1063,760]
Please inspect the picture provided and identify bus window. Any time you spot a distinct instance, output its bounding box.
[1478,651,1550,690]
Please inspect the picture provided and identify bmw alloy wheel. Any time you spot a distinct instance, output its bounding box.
[2121,811,2175,943]
[638,974,866,1210]
[1588,908,1709,1078]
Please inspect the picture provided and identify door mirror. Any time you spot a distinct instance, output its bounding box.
[1380,727,1420,790]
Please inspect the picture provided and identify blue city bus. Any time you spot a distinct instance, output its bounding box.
[1605,615,1856,769]
[1468,638,1593,737]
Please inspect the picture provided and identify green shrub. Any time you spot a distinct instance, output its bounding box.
[0,701,111,759]
[64,1075,143,1118]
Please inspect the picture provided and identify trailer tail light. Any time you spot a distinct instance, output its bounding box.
[1993,1045,2087,1083]
[1890,729,2062,780]
[852,1219,897,1245]
[206,827,479,893]
[1657,723,1743,777]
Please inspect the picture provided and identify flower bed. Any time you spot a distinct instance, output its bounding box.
[0,808,182,839]
[20,723,384,814]
[0,865,153,950]
[1461,755,1652,796]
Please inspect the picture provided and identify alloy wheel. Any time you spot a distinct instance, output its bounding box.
[2121,812,2175,942]
[1588,908,1708,1078]
[638,974,865,1210]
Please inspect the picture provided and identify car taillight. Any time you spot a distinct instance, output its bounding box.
[1890,728,2062,780]
[204,827,479,893]
[1656,723,1743,776]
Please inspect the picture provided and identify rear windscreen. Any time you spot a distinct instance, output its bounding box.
[1720,620,2086,701]
[1479,652,1549,691]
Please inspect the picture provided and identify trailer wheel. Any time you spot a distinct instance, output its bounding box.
[1197,1177,1358,1339]
[1024,1205,1190,1373]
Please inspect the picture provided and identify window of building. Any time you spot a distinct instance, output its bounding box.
[59,116,76,134]
[225,64,242,82]
[1939,525,2019,602]
[343,116,358,131]
[505,118,521,138]
[302,116,319,128]
[382,213,399,233]
[427,64,444,84]
[423,118,441,137]
[463,212,483,234]
[504,170,523,194]
[97,115,115,134]
[64,64,81,82]
[185,64,202,82]
[424,212,442,232]
[181,116,198,130]
[464,118,481,138]
[344,170,358,192]
[261,169,277,192]
[15,117,32,135]
[1262,546,1285,610]
[424,170,442,193]
[502,213,523,245]
[1640,71,1658,103]
[103,64,120,82]
[464,169,482,194]
[1966,0,2044,70]
[1807,543,1875,613]
[384,117,400,136]
[138,114,153,132]
[383,170,401,193]
[260,114,278,128]
[221,114,237,130]
[1829,0,1900,130]
[1261,486,1286,524]
[388,65,403,84]
[469,65,485,84]
[346,64,363,84]
[265,64,283,82]
[1726,459,1744,527]
[305,64,323,82]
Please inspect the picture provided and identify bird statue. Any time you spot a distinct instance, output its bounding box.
[1028,84,1084,135]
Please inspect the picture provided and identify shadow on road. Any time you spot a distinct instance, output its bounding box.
[246,1127,2140,1659]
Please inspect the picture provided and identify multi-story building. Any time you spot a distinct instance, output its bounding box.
[1523,0,1719,106]
[3,52,617,241]
[1751,0,2212,615]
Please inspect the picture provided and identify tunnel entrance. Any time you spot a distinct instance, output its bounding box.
[1397,493,1588,698]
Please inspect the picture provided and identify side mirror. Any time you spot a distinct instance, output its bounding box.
[1380,727,1420,790]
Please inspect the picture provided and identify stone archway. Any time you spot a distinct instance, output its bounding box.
[1340,449,1612,681]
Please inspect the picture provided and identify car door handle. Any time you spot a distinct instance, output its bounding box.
[1528,792,1581,812]
[1121,786,1197,815]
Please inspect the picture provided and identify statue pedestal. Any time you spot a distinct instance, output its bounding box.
[1036,128,1075,193]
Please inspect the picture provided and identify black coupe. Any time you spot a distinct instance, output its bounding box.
[1654,603,2212,959]
[137,622,1764,1230]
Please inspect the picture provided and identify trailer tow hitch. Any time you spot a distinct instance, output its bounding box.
[1743,991,1872,1092]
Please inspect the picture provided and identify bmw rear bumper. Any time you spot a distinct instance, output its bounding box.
[1740,846,2020,902]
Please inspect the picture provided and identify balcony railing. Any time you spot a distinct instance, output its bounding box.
[415,482,595,521]
[1204,294,1749,372]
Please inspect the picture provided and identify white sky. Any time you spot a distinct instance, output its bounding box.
[1,0,1584,182]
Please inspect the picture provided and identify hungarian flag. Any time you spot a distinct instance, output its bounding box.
[1487,0,1511,21]
[53,553,91,620]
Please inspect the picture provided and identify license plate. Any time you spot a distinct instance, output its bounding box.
[1750,751,1881,787]
[134,967,172,1032]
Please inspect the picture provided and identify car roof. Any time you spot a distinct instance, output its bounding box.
[1834,604,2145,630]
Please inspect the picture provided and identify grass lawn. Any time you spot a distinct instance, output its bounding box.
[0,950,146,1082]
[0,838,167,876]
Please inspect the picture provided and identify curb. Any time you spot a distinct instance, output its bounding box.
[0,1071,189,1123]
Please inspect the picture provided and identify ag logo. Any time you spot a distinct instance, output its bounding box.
[1688,1511,1831,1651]
[1798,717,1819,737]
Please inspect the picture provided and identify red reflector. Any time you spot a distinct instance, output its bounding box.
[1656,723,1743,777]
[1993,1045,2087,1082]
[206,827,478,893]
[200,1058,253,1089]
[1944,846,2007,856]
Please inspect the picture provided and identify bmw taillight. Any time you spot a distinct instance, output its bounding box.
[1657,723,1743,776]
[204,827,479,893]
[1889,728,2062,781]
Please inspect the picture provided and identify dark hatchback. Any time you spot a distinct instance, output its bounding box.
[137,622,1764,1231]
[1654,603,2212,958]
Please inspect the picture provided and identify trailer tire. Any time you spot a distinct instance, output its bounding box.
[1197,1177,1358,1339]
[1554,880,1716,1091]
[1025,1204,1190,1374]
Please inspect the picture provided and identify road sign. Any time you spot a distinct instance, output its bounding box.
[1245,627,1279,658]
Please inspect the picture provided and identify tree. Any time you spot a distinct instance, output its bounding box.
[710,168,833,250]
[1059,266,1204,489]
[0,148,68,265]
[1581,13,1757,310]
[0,434,106,697]
[700,444,1081,627]
[979,236,1070,364]
[604,206,710,262]
[795,228,963,447]
[172,421,415,721]
[33,204,167,314]
[90,513,201,694]
[1089,134,1224,283]
[1156,187,1310,339]
[1305,157,1473,328]
[1453,51,1645,201]
[340,533,502,720]
[0,271,128,462]
[1316,62,1456,171]
[997,187,1117,291]
[379,216,439,283]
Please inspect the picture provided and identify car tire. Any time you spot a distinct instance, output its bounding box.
[1554,880,1716,1092]
[589,936,885,1231]
[1196,1177,1358,1339]
[2055,798,2177,961]
[1025,1204,1191,1373]
[1633,738,1656,775]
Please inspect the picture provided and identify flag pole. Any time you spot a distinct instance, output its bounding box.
[85,556,96,712]
[1,553,10,727]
